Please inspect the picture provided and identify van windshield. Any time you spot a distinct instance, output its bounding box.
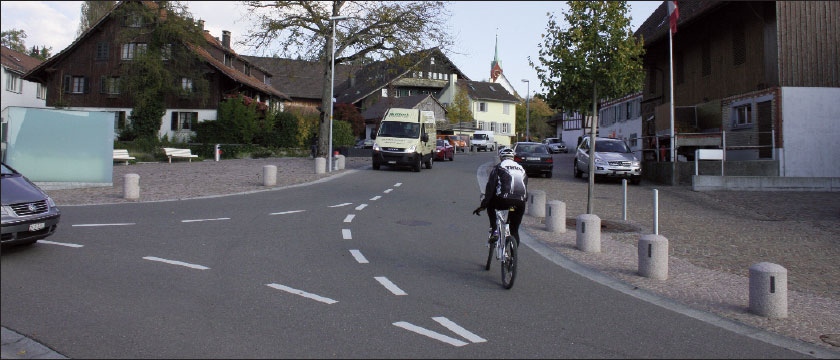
[378,121,420,139]
[473,134,488,141]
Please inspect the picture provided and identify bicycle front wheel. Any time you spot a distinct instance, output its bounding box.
[500,236,517,289]
[485,242,493,271]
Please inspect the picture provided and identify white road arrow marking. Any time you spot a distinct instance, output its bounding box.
[266,283,337,305]
[392,322,468,347]
[143,256,209,270]
[432,317,487,343]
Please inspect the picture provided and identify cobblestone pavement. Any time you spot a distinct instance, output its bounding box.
[521,154,840,352]
[38,155,840,354]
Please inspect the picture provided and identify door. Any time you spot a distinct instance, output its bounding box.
[577,138,590,172]
[757,101,772,159]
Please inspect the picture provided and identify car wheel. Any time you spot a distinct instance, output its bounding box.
[372,161,380,170]
[545,170,553,178]
[573,160,582,178]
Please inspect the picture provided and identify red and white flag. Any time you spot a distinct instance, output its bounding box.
[668,1,679,34]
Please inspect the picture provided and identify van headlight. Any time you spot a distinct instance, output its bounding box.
[632,160,641,167]
[373,143,381,151]
[406,145,416,153]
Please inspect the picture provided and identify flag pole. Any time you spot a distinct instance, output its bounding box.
[668,15,676,184]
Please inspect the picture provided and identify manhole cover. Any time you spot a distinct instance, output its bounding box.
[821,334,840,347]
[564,218,643,233]
[396,220,431,226]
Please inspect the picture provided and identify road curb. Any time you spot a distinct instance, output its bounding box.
[1,327,66,359]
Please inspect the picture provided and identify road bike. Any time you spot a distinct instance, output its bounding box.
[484,207,518,289]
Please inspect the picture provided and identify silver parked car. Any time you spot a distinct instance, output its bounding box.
[542,138,568,153]
[1,163,61,247]
[574,137,641,184]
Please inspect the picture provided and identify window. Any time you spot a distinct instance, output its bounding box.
[100,76,120,95]
[5,70,22,93]
[626,102,632,120]
[444,74,449,80]
[224,54,232,67]
[181,77,193,92]
[477,121,485,130]
[36,83,47,99]
[243,64,251,76]
[629,133,638,147]
[503,103,510,115]
[381,88,388,97]
[171,112,197,131]
[121,43,147,60]
[125,13,143,27]
[69,76,86,94]
[702,38,711,76]
[478,102,487,112]
[732,103,753,128]
[500,123,510,135]
[430,57,435,65]
[732,23,746,66]
[96,42,109,61]
[490,122,497,132]
[427,72,433,79]
[264,74,271,85]
[161,44,172,60]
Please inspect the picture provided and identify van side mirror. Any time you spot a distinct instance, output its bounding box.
[421,134,429,142]
[371,133,376,140]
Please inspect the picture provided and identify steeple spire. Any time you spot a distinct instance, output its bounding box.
[494,33,499,65]
[490,31,503,82]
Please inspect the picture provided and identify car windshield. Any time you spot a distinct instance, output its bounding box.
[1,163,15,176]
[595,140,632,153]
[377,121,420,139]
[515,144,548,154]
[548,139,563,144]
[436,140,445,146]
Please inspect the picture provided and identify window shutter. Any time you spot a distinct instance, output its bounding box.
[100,76,106,94]
[84,77,90,93]
[63,75,70,93]
[171,112,179,131]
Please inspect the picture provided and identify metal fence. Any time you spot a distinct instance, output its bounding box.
[638,130,775,162]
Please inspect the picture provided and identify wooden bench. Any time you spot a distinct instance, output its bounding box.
[113,149,136,165]
[163,147,199,163]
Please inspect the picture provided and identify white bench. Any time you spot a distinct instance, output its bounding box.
[163,147,199,163]
[113,149,136,165]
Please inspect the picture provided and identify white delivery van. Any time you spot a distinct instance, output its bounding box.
[371,108,436,172]
[471,130,496,152]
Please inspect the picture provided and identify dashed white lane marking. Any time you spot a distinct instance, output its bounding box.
[349,250,369,264]
[355,204,368,211]
[266,283,337,305]
[72,223,135,227]
[392,322,468,347]
[37,240,83,248]
[142,256,209,270]
[270,210,306,215]
[383,189,393,194]
[329,203,352,208]
[432,317,487,343]
[342,229,352,240]
[374,276,407,296]
[343,214,355,223]
[370,196,382,201]
[181,217,230,223]
[394,183,402,187]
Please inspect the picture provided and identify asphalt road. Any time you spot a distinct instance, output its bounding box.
[1,152,804,358]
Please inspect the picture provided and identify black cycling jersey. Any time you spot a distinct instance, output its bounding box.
[482,159,528,208]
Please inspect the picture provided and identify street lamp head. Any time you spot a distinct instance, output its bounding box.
[329,16,348,21]
[521,79,529,83]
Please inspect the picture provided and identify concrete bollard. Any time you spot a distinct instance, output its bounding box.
[336,155,345,170]
[545,200,566,233]
[123,173,139,200]
[263,165,277,186]
[638,234,669,280]
[315,157,326,174]
[575,214,601,252]
[528,190,546,217]
[749,262,788,318]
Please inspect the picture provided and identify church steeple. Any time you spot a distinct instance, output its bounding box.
[490,33,503,82]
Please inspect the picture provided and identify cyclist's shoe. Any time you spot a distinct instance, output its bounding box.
[487,229,499,246]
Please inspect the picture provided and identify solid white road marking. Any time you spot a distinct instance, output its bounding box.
[142,256,209,270]
[355,204,368,211]
[329,203,352,208]
[374,276,407,295]
[383,189,393,194]
[392,322,468,347]
[266,283,337,305]
[432,317,487,343]
[37,240,83,248]
[181,217,230,223]
[270,210,306,215]
[370,196,382,201]
[343,214,355,223]
[342,229,352,239]
[72,223,135,227]
[349,250,369,264]
[394,183,402,187]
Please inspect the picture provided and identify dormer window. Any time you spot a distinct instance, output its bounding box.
[431,57,435,65]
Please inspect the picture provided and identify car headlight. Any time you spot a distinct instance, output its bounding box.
[0,206,8,216]
[632,161,641,167]
[406,145,416,153]
[47,196,56,208]
[594,157,606,165]
[373,143,381,151]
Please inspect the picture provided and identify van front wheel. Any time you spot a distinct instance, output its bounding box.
[413,155,421,172]
[425,155,433,169]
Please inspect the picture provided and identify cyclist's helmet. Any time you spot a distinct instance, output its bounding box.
[498,147,515,160]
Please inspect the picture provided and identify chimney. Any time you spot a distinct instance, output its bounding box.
[222,30,231,49]
[448,73,457,104]
[198,20,204,31]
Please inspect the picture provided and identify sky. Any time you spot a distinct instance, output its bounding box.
[0,1,662,99]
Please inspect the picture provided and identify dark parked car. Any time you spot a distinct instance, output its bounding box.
[435,139,455,161]
[512,142,554,178]
[354,139,375,149]
[1,163,61,247]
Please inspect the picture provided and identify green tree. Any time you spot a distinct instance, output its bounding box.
[334,103,364,138]
[447,86,473,131]
[516,96,555,141]
[217,96,259,143]
[116,1,209,141]
[531,1,644,213]
[28,45,53,61]
[1,29,28,53]
[242,1,454,158]
[77,1,116,37]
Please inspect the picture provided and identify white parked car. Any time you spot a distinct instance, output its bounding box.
[574,137,641,184]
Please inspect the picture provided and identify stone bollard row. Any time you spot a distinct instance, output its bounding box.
[336,155,345,170]
[123,173,139,200]
[749,262,788,318]
[315,157,326,174]
[638,234,668,280]
[575,214,600,253]
[263,165,277,186]
[545,200,566,233]
[528,190,546,217]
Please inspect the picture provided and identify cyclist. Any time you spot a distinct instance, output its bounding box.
[473,147,528,246]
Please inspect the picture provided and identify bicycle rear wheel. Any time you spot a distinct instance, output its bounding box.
[500,236,517,289]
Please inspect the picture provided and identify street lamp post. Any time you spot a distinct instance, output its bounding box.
[521,79,530,141]
[328,15,347,172]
